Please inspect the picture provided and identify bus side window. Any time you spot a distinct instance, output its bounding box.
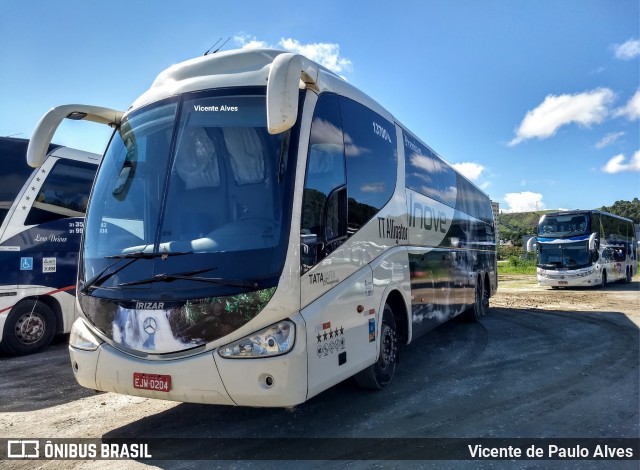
[339,97,396,232]
[301,93,346,273]
[24,160,96,226]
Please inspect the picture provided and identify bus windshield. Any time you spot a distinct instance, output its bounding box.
[82,89,296,301]
[538,240,591,269]
[538,214,589,238]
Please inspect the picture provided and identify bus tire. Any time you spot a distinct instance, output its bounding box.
[354,304,398,390]
[600,270,607,289]
[0,300,56,356]
[626,267,632,283]
[463,275,486,322]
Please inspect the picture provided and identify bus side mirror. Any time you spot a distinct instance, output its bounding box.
[27,104,123,168]
[526,237,536,252]
[266,53,319,135]
[588,232,598,251]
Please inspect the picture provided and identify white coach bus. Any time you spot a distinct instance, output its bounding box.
[27,49,496,406]
[0,137,99,355]
[531,210,637,288]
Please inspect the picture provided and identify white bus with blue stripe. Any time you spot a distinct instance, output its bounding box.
[27,49,497,406]
[0,137,100,355]
[531,210,637,288]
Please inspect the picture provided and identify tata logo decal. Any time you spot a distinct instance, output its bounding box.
[309,270,339,287]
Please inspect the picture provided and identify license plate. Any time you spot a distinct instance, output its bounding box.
[558,281,568,285]
[133,372,171,392]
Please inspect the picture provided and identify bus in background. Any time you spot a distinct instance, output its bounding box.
[0,137,100,355]
[27,48,496,406]
[530,210,637,288]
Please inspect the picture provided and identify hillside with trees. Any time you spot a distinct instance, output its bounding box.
[497,211,549,246]
[599,198,640,223]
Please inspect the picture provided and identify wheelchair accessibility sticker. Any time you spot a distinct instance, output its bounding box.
[20,257,33,270]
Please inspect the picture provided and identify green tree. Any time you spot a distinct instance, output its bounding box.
[599,199,640,223]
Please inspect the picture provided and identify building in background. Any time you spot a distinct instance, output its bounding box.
[491,201,500,239]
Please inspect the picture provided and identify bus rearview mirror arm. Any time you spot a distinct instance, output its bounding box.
[27,104,124,168]
[266,53,319,135]
[588,232,598,251]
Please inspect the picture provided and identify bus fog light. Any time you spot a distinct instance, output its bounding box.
[218,321,295,358]
[69,318,102,351]
[260,374,275,388]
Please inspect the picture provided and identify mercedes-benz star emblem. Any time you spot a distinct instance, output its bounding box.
[143,317,157,335]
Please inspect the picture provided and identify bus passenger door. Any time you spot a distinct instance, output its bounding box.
[302,266,376,400]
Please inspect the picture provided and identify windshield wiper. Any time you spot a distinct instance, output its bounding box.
[80,250,194,293]
[117,268,259,289]
[105,250,193,259]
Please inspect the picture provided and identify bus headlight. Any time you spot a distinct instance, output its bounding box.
[577,268,595,277]
[69,318,102,351]
[218,321,295,359]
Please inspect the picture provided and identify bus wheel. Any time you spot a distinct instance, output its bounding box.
[626,267,632,283]
[463,276,486,322]
[355,304,398,390]
[0,300,56,356]
[600,270,607,289]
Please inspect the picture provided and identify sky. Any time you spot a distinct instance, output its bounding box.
[0,0,638,214]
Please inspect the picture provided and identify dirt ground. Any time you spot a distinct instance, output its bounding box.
[493,274,640,323]
[1,274,638,469]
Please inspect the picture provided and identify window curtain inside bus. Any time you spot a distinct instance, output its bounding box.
[223,127,265,185]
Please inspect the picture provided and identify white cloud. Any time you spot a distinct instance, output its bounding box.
[503,192,545,213]
[595,131,625,149]
[233,34,351,74]
[508,88,615,146]
[451,162,485,181]
[361,182,386,193]
[411,154,449,173]
[279,38,352,74]
[233,35,269,49]
[613,38,640,60]
[614,89,640,120]
[602,150,640,173]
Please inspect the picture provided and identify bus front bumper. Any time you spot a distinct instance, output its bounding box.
[69,319,308,407]
[537,268,599,287]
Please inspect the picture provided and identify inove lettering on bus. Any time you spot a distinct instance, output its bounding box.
[408,192,448,233]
